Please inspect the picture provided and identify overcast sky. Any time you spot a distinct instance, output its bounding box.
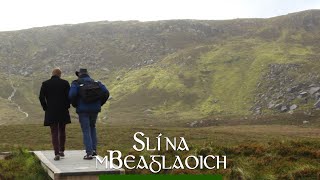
[1,0,320,31]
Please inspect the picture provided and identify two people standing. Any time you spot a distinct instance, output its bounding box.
[39,68,109,161]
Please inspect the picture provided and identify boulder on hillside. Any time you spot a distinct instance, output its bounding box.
[280,105,288,112]
[309,87,320,95]
[268,102,275,109]
[274,103,283,110]
[314,99,320,108]
[290,104,298,111]
[144,109,153,114]
[299,92,308,98]
[304,111,312,116]
[212,99,219,103]
[190,121,198,127]
[254,107,262,115]
[287,96,295,102]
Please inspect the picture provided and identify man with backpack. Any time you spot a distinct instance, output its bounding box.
[69,68,109,160]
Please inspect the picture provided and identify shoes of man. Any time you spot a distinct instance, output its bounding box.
[54,155,60,161]
[92,151,97,156]
[59,151,65,157]
[83,154,93,160]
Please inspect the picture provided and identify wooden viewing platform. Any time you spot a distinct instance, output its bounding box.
[34,150,124,180]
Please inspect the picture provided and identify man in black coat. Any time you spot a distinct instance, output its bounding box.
[39,68,71,161]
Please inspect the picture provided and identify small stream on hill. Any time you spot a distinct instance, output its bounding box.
[7,79,29,118]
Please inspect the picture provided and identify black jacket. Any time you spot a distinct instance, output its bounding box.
[39,76,71,126]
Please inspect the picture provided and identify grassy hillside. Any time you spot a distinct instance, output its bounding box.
[0,10,320,124]
[105,38,320,124]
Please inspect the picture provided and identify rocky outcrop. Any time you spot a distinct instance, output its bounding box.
[253,63,320,114]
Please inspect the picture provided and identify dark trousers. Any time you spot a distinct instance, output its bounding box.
[50,122,66,155]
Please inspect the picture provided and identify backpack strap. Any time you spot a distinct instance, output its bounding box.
[77,78,94,85]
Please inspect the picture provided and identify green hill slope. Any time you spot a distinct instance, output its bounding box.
[105,37,320,124]
[0,10,320,125]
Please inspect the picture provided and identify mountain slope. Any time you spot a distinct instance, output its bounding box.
[0,10,320,125]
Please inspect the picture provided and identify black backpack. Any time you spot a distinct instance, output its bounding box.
[78,80,105,103]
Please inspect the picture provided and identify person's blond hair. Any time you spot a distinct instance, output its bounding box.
[52,68,62,77]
